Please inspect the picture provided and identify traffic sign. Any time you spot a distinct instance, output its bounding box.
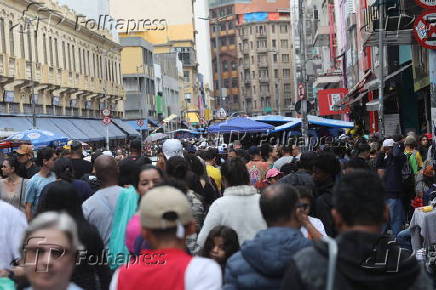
[137,119,145,127]
[102,116,112,125]
[414,10,436,50]
[415,0,436,9]
[102,109,111,117]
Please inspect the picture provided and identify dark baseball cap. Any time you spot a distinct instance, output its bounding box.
[70,140,82,152]
[248,145,260,156]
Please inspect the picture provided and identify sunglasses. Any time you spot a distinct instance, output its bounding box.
[296,202,310,210]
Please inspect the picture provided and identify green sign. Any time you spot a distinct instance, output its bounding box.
[263,106,272,113]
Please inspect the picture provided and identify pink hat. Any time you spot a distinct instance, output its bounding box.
[266,168,281,179]
[125,214,141,254]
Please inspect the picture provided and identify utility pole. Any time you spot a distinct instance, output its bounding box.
[137,65,144,144]
[298,0,309,150]
[430,50,436,160]
[26,19,36,128]
[378,1,385,138]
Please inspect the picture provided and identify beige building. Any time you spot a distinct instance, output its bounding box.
[237,14,295,116]
[0,0,124,118]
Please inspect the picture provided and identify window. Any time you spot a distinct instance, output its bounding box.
[224,78,229,88]
[283,69,290,78]
[228,20,234,30]
[0,18,5,53]
[227,6,233,15]
[273,54,278,63]
[282,54,289,63]
[284,83,291,91]
[223,60,228,71]
[67,43,71,71]
[20,25,25,58]
[251,55,254,63]
[257,40,267,48]
[214,80,219,90]
[184,70,190,82]
[34,31,38,63]
[62,41,66,69]
[274,69,279,78]
[42,34,47,64]
[281,39,288,48]
[8,21,14,57]
[78,48,82,73]
[272,39,276,48]
[49,37,53,66]
[220,37,227,46]
[272,24,275,33]
[250,41,253,49]
[228,36,235,45]
[232,78,238,88]
[252,71,255,79]
[259,69,268,78]
[72,45,76,72]
[54,38,59,67]
[280,24,288,33]
[231,61,236,70]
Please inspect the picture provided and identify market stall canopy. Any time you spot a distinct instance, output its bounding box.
[6,129,68,149]
[250,115,298,123]
[208,117,274,133]
[271,115,354,133]
[145,133,168,143]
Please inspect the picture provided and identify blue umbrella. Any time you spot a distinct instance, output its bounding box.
[6,129,68,149]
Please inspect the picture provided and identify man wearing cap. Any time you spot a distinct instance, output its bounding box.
[15,145,39,179]
[376,138,406,236]
[157,139,184,171]
[70,140,92,179]
[109,186,222,290]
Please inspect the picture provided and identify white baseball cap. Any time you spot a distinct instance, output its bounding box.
[102,150,113,157]
[382,139,395,147]
[163,139,184,159]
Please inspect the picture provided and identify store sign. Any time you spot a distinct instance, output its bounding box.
[416,0,436,9]
[318,88,349,116]
[414,10,436,50]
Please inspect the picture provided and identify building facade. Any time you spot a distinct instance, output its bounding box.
[209,0,294,116]
[120,37,155,120]
[0,0,124,119]
[111,0,201,125]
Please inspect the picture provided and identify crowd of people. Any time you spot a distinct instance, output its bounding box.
[0,132,435,289]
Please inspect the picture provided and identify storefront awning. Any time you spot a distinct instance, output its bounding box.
[112,119,140,137]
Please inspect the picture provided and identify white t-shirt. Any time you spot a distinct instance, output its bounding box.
[300,216,327,238]
[109,256,222,290]
[0,200,27,269]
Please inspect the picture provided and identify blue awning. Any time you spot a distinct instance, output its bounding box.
[271,120,301,133]
[86,119,125,140]
[51,119,93,141]
[307,115,354,128]
[250,115,298,123]
[112,119,140,136]
[70,119,105,141]
[0,117,33,131]
[126,119,159,130]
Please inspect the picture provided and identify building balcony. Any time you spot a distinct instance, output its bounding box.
[256,31,267,38]
[259,76,269,83]
[313,26,330,47]
[258,61,268,67]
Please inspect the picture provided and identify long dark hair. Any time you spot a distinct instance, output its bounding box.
[201,225,240,264]
[53,158,74,182]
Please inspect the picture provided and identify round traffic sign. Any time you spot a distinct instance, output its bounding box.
[137,119,145,127]
[102,116,112,125]
[102,109,111,117]
[414,10,436,50]
[415,0,436,9]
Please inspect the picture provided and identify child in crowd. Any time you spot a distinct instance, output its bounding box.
[201,226,240,273]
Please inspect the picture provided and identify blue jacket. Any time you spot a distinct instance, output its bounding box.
[223,227,312,290]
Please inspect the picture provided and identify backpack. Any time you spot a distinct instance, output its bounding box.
[402,152,416,181]
[248,165,262,186]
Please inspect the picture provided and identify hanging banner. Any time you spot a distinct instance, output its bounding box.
[318,88,349,116]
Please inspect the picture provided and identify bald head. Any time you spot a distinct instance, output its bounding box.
[94,155,118,186]
[260,184,299,227]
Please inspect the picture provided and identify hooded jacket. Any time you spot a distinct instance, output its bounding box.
[197,185,266,247]
[281,231,432,290]
[224,227,312,290]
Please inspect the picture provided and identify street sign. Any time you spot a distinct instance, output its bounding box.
[137,119,145,127]
[102,116,112,125]
[414,10,436,50]
[102,109,111,117]
[415,0,436,9]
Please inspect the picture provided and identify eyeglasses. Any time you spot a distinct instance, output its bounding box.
[23,245,71,261]
[296,202,310,210]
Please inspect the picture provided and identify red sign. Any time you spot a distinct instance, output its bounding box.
[137,119,145,127]
[414,10,436,50]
[318,88,349,116]
[415,0,436,9]
[102,117,112,125]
